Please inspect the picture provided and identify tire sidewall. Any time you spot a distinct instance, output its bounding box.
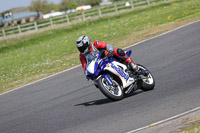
[97,77,124,101]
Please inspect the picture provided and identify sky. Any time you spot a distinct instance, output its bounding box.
[0,0,62,12]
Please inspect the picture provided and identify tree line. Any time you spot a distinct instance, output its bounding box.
[29,0,121,14]
[29,0,104,14]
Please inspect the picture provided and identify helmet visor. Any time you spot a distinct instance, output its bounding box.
[78,41,90,54]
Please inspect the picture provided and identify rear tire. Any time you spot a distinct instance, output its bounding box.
[97,77,124,101]
[137,64,155,91]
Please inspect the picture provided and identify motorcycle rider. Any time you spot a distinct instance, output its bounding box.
[76,35,138,76]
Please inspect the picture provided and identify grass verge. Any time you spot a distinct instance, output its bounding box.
[0,0,200,93]
[178,123,200,133]
[180,123,200,133]
[177,116,200,133]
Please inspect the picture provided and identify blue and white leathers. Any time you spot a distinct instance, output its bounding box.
[85,49,135,89]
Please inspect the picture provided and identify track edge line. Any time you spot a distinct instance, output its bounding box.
[126,106,200,133]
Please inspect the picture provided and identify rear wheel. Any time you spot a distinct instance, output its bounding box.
[137,64,155,91]
[97,77,124,101]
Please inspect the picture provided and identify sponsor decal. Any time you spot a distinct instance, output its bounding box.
[110,63,129,81]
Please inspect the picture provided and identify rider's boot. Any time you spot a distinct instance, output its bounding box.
[129,62,138,72]
[129,61,148,76]
[125,57,138,77]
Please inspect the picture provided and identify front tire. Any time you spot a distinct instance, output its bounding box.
[137,64,155,91]
[97,77,124,101]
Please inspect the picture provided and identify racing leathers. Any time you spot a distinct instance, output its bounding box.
[79,40,137,73]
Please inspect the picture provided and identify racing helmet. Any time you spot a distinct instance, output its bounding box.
[76,36,92,55]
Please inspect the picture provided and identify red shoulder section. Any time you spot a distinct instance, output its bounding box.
[93,40,107,49]
[79,53,86,70]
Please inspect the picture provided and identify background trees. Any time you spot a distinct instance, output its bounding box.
[29,0,111,14]
[84,0,101,6]
[60,0,78,11]
[29,0,59,14]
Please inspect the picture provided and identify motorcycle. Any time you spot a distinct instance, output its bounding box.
[85,49,155,101]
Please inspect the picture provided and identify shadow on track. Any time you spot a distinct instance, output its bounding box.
[75,98,112,106]
[75,90,144,106]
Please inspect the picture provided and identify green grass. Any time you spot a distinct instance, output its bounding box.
[178,122,200,133]
[0,0,200,93]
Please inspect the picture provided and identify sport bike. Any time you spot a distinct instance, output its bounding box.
[85,49,155,101]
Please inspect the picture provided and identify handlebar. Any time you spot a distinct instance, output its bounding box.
[102,56,108,60]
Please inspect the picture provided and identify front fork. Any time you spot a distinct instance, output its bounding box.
[95,74,114,88]
[95,74,112,84]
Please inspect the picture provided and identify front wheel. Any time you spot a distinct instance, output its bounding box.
[137,64,155,91]
[97,77,124,101]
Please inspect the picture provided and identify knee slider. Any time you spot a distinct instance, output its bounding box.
[117,49,125,56]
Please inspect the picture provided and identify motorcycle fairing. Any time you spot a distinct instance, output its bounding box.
[85,49,135,88]
[104,61,135,88]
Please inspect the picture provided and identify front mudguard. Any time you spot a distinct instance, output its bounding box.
[94,74,113,88]
[101,74,113,85]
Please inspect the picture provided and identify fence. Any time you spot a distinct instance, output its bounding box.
[0,0,167,38]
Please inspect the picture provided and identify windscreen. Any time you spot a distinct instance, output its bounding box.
[85,50,99,66]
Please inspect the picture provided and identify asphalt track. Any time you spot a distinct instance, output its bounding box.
[0,21,200,133]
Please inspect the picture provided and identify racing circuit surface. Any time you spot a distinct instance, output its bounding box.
[0,21,200,133]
